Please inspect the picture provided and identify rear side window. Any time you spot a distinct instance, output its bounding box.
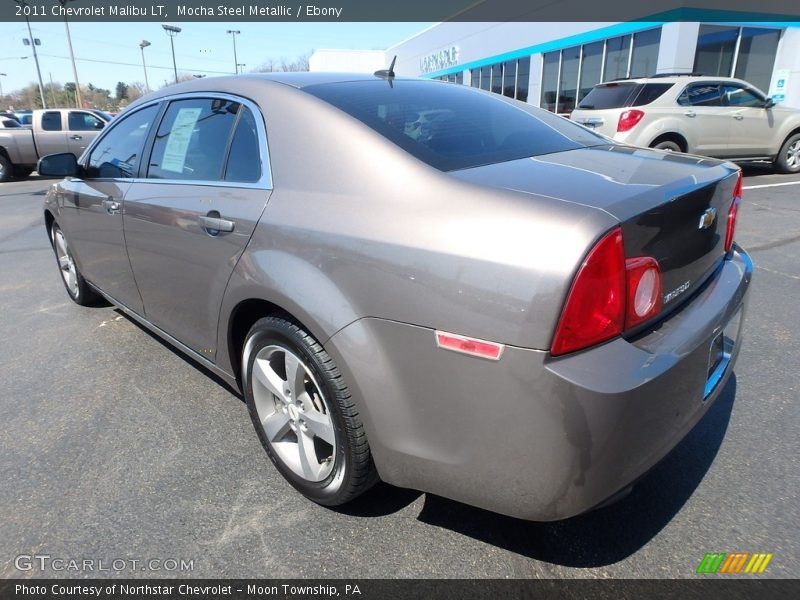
[304,80,606,171]
[631,83,673,106]
[224,107,261,183]
[576,83,641,109]
[87,104,159,178]
[148,98,240,181]
[678,84,722,107]
[41,112,62,131]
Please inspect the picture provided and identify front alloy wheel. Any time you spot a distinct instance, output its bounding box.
[50,224,100,306]
[776,133,800,174]
[243,317,378,506]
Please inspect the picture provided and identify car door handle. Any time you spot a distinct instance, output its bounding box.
[732,114,744,120]
[684,111,696,117]
[102,198,121,214]
[199,215,235,234]
[69,134,83,140]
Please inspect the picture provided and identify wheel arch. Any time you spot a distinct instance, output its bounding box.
[649,132,688,152]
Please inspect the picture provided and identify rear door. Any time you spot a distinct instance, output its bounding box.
[123,95,272,357]
[676,83,731,156]
[35,111,68,156]
[56,103,161,314]
[66,110,106,157]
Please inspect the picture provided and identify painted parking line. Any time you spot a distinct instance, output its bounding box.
[744,181,800,190]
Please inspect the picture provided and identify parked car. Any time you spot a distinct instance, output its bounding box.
[0,108,107,181]
[39,74,751,521]
[0,117,22,128]
[571,74,800,173]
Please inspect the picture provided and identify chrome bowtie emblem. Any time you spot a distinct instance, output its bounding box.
[698,207,717,230]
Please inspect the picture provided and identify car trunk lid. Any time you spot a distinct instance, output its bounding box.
[450,144,740,317]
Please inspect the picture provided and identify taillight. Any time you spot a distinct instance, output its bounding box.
[551,228,664,356]
[617,109,645,132]
[725,171,743,253]
[624,257,662,329]
[550,228,626,356]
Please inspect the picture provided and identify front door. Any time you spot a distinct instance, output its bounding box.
[66,110,106,158]
[56,104,162,315]
[721,84,776,157]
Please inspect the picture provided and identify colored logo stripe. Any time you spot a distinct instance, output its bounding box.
[697,552,773,574]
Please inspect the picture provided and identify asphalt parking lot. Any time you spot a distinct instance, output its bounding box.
[1,167,798,579]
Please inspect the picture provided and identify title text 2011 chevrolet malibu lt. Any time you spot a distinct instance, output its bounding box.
[40,73,751,521]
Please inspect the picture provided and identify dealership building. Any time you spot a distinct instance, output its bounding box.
[310,21,800,111]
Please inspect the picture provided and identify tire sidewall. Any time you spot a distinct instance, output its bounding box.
[243,319,351,503]
[777,133,800,173]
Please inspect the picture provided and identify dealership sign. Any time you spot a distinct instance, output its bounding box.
[420,46,460,74]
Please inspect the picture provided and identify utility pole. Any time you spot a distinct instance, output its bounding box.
[226,29,240,74]
[139,40,151,92]
[58,0,82,108]
[162,24,181,84]
[16,1,47,108]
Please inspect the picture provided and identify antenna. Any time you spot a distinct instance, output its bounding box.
[374,55,397,82]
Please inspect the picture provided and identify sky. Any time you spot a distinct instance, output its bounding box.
[0,21,429,95]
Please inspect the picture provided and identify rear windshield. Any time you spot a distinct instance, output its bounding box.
[577,82,673,109]
[304,80,607,171]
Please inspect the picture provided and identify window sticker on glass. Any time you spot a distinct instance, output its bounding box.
[161,107,202,173]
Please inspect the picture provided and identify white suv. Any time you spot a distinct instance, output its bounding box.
[570,74,800,173]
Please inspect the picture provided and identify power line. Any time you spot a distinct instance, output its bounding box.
[37,53,233,75]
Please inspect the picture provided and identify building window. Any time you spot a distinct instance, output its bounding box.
[734,28,781,93]
[603,34,632,82]
[541,51,559,111]
[694,25,738,78]
[694,25,781,93]
[470,68,480,88]
[503,60,516,97]
[491,63,503,94]
[480,65,491,91]
[630,28,661,78]
[578,41,603,102]
[559,45,580,113]
[516,56,530,102]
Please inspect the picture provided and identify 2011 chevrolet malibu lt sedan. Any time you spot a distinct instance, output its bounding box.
[39,72,751,521]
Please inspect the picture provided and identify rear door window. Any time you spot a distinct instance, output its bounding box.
[148,98,240,181]
[631,83,674,106]
[223,107,261,183]
[576,83,641,109]
[678,84,722,107]
[41,111,62,131]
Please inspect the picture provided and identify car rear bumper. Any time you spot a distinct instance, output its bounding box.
[326,246,752,521]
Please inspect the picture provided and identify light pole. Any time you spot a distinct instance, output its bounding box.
[226,29,240,74]
[15,0,47,108]
[0,73,6,102]
[57,0,82,108]
[139,40,151,91]
[162,24,181,84]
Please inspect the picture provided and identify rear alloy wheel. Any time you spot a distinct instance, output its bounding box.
[775,133,800,174]
[651,139,682,153]
[0,154,12,183]
[50,224,101,306]
[243,317,377,506]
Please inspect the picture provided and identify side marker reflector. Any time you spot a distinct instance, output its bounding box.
[435,331,504,360]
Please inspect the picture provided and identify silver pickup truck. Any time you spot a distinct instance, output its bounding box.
[0,108,109,182]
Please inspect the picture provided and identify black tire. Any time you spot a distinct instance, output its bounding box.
[0,154,13,183]
[242,316,378,506]
[50,224,102,306]
[651,139,683,152]
[774,132,800,174]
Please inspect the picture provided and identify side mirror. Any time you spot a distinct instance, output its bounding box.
[95,121,105,129]
[765,98,777,109]
[38,153,80,178]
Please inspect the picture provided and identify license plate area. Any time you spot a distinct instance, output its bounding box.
[704,307,742,399]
